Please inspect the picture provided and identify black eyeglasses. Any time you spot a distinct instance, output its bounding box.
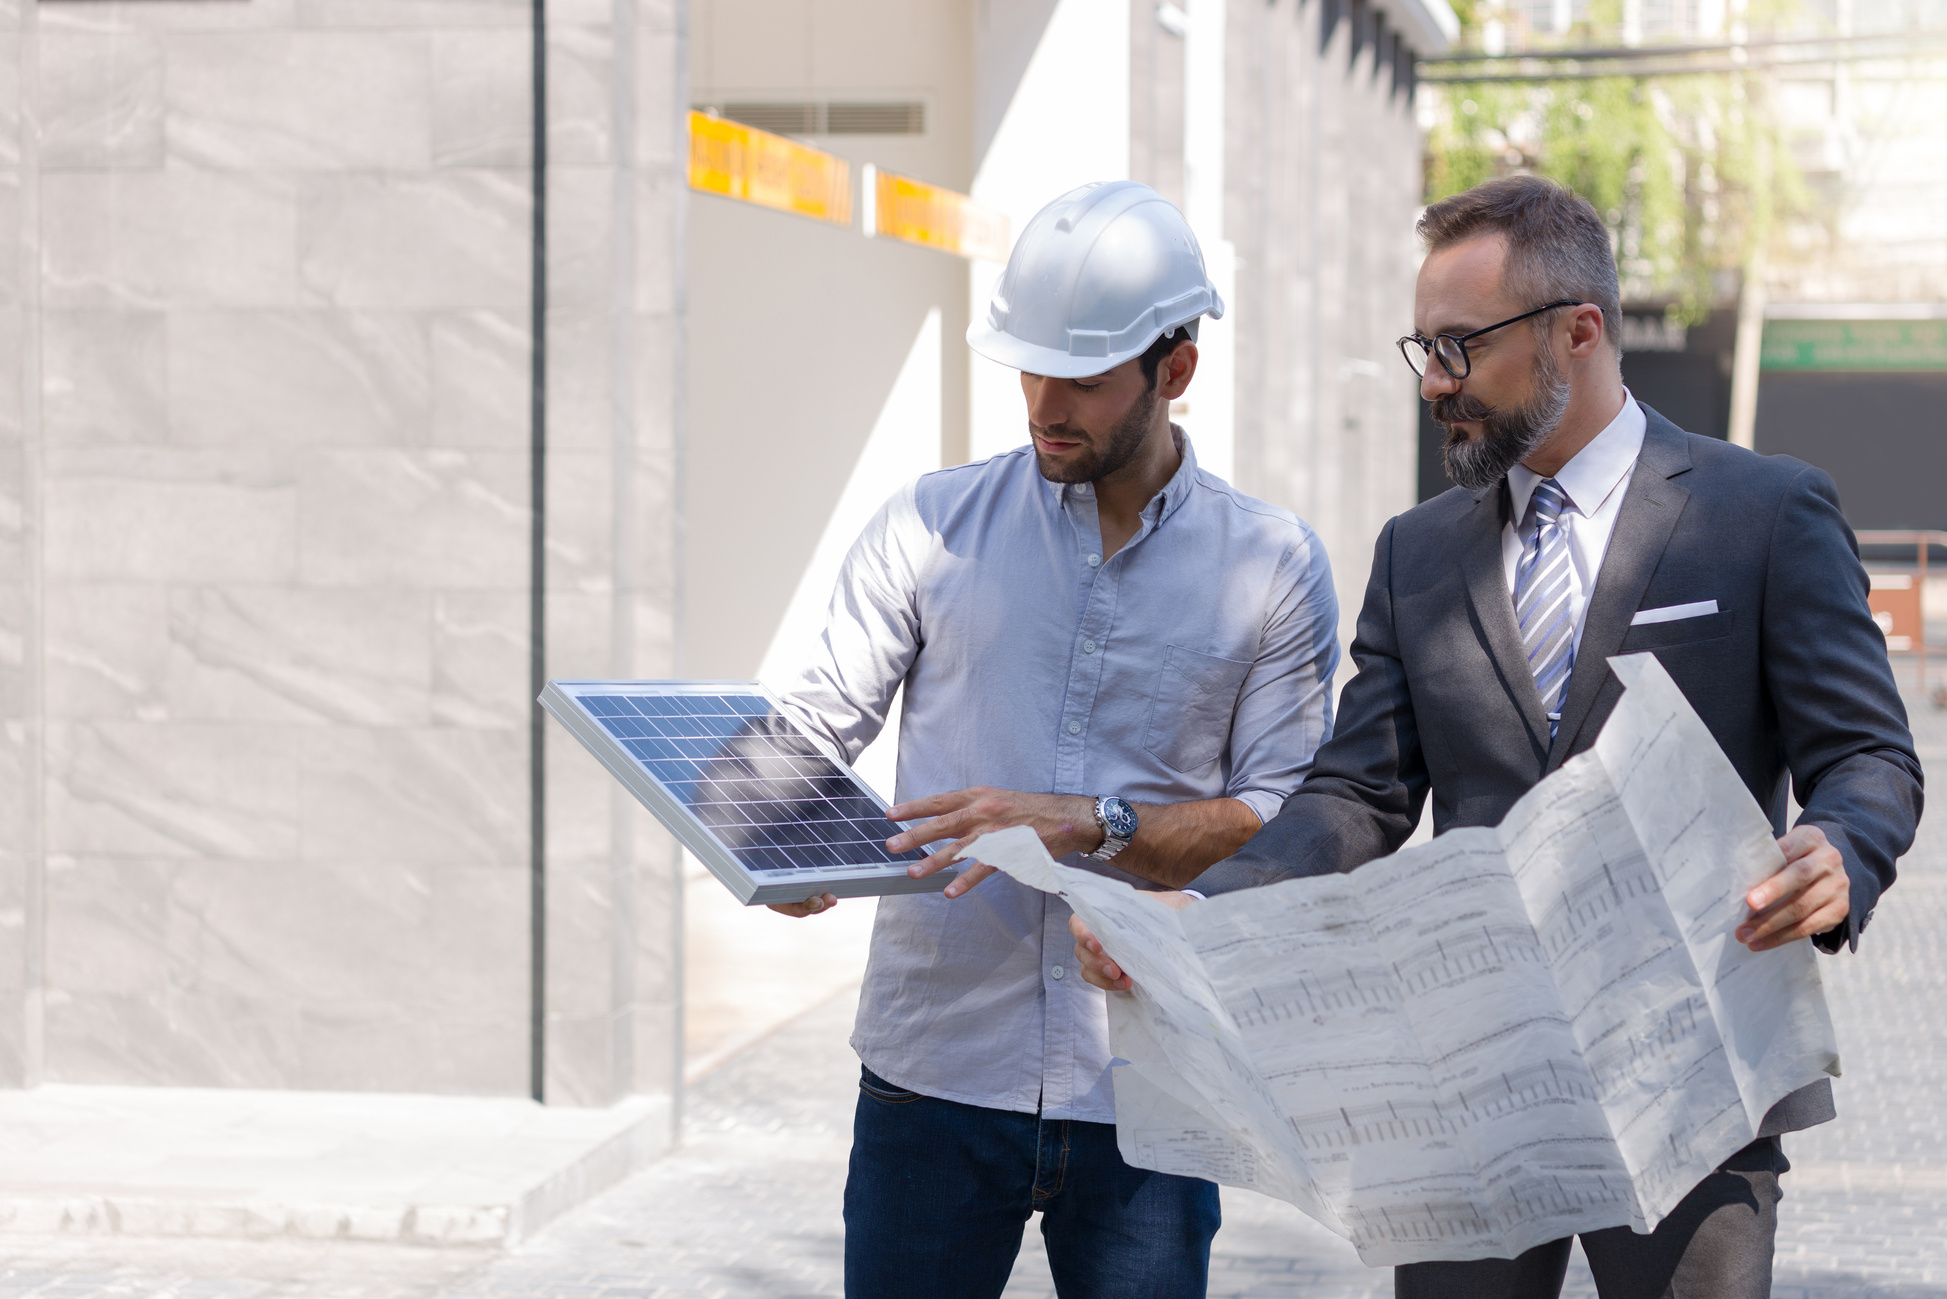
[1396,300,1586,380]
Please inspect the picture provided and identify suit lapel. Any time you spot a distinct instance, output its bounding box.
[1459,483,1553,753]
[1546,413,1694,768]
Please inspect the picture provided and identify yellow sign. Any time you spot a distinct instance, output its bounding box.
[867,166,1011,262]
[687,111,852,227]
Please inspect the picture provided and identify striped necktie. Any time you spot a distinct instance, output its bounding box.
[1514,478,1576,737]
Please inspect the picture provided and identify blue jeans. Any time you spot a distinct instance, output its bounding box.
[844,1067,1221,1299]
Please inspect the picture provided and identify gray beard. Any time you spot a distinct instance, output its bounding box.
[1435,350,1573,492]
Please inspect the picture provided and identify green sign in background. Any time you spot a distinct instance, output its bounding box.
[1761,318,1947,371]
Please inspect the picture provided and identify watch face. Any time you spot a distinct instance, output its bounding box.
[1102,796,1139,841]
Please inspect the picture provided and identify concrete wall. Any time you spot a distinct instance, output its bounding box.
[969,0,1129,462]
[1226,0,1424,663]
[1128,0,1186,209]
[0,0,685,1108]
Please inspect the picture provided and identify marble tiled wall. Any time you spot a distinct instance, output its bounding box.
[0,0,34,1089]
[0,0,685,1104]
[540,0,685,1107]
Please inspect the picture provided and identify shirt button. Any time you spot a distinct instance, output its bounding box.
[1087,554,1101,567]
[1083,639,1097,654]
[1066,721,1081,735]
[1052,965,1066,981]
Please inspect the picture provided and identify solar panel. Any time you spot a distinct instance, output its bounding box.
[539,679,951,905]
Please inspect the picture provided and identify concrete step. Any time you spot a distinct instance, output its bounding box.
[0,1084,671,1247]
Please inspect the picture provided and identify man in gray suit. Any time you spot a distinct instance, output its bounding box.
[1070,175,1924,1296]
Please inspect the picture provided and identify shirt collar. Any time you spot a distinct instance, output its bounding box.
[1507,392,1647,523]
[1054,426,1201,529]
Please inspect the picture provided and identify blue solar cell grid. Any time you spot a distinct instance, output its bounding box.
[578,691,924,875]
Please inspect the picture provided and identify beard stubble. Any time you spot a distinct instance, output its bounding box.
[1032,383,1160,485]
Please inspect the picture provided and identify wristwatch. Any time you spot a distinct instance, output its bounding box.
[1086,795,1140,862]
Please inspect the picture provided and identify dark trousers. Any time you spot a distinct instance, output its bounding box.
[1395,1139,1790,1299]
[843,1067,1222,1299]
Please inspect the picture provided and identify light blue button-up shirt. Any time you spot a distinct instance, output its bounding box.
[775,433,1339,1121]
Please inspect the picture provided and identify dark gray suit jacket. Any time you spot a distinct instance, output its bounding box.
[1194,405,1924,1134]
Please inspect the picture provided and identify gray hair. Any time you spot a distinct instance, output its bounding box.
[1418,176,1624,360]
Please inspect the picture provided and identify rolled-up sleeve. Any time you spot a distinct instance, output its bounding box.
[769,482,930,764]
[1223,526,1340,825]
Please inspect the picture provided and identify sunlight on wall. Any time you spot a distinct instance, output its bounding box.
[757,304,942,704]
[684,309,947,1072]
[968,0,1131,462]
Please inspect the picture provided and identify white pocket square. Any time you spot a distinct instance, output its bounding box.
[1631,599,1719,626]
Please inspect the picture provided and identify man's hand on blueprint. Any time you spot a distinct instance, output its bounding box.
[1071,895,1195,991]
[1740,824,1850,952]
[886,788,1103,898]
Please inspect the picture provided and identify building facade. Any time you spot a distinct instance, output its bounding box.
[0,0,1448,1116]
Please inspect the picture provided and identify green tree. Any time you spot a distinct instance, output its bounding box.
[1423,8,1809,324]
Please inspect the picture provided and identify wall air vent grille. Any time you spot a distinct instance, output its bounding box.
[825,102,926,135]
[718,102,821,136]
[704,101,927,137]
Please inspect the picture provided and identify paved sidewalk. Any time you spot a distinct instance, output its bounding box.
[1,696,1941,1297]
[0,1086,667,1247]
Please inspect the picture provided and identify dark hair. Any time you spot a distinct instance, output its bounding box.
[1417,176,1623,357]
[1137,325,1196,391]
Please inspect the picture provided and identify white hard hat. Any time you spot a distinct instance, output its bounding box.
[967,181,1225,379]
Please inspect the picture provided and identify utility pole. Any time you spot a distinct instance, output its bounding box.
[1726,0,1770,451]
[1728,244,1766,450]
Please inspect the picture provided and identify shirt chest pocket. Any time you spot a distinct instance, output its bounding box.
[1141,644,1254,773]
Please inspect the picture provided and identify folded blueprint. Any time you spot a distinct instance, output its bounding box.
[968,654,1839,1266]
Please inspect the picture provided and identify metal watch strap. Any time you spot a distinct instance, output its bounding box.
[1087,795,1134,862]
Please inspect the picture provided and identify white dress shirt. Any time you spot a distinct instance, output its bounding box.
[775,433,1339,1121]
[1502,394,1648,652]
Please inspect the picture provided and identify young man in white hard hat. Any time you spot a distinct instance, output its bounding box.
[768,180,1342,1299]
